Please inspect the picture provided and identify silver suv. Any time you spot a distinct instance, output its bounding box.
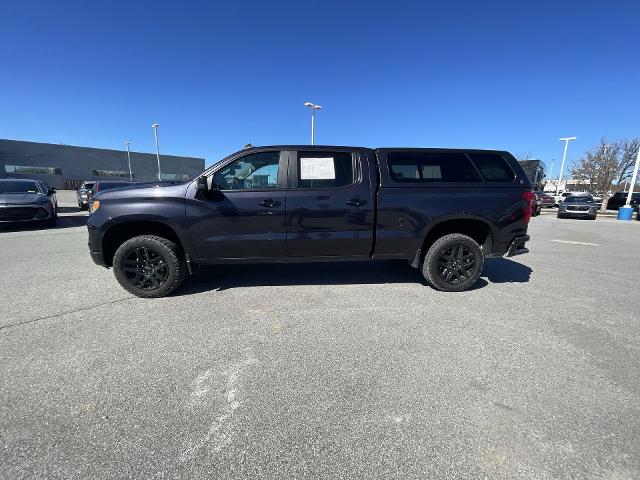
[76,181,95,210]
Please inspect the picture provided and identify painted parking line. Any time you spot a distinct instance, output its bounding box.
[550,239,600,247]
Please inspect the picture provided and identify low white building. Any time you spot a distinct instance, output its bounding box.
[543,179,591,193]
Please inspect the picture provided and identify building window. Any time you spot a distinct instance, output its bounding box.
[160,173,191,181]
[5,165,62,175]
[91,169,134,178]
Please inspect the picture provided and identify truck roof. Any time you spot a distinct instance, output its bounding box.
[247,145,513,155]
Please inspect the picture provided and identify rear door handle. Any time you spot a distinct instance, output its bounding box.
[346,199,366,207]
[258,199,281,208]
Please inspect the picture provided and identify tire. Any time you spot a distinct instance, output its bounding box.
[112,235,187,298]
[422,233,484,292]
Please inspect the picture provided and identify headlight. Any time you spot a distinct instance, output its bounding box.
[90,200,100,213]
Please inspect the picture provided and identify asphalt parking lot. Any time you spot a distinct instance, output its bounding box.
[1,192,639,479]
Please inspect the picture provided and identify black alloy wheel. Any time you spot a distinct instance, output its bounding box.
[436,244,477,286]
[422,233,484,292]
[112,235,187,298]
[121,246,169,290]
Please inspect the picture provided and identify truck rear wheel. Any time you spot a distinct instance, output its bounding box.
[422,233,484,292]
[112,235,187,298]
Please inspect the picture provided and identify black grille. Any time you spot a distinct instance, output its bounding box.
[567,206,590,211]
[0,206,49,221]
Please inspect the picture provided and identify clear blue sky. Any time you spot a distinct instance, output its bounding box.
[2,0,639,172]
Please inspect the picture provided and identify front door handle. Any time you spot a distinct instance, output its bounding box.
[258,199,281,208]
[346,199,366,207]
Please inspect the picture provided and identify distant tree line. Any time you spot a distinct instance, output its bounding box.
[570,137,639,212]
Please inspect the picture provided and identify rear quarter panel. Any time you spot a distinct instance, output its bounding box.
[374,149,531,259]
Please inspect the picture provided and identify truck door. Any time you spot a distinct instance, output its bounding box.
[285,149,375,257]
[186,150,288,260]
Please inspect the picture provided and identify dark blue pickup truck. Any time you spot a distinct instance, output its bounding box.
[87,146,533,297]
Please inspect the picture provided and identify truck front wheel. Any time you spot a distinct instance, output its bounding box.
[422,233,484,292]
[112,235,187,298]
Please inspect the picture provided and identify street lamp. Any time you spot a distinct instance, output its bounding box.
[124,141,133,181]
[304,102,322,145]
[152,123,161,181]
[556,137,577,195]
[625,145,640,207]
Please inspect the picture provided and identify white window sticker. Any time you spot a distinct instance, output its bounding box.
[300,157,336,180]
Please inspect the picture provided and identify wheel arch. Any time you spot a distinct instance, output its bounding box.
[101,218,187,267]
[412,214,497,267]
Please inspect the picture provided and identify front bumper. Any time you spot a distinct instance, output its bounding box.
[90,250,108,267]
[87,224,108,267]
[558,208,597,217]
[0,204,53,223]
[505,235,530,257]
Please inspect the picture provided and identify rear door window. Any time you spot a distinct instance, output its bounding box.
[296,151,355,189]
[387,152,481,183]
[467,153,515,182]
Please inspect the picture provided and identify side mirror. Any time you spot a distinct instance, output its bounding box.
[47,189,56,196]
[197,176,208,192]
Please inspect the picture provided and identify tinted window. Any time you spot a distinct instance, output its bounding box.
[297,151,354,189]
[387,152,481,183]
[468,153,515,182]
[5,165,62,175]
[565,196,593,203]
[214,152,280,190]
[613,192,639,199]
[0,181,40,193]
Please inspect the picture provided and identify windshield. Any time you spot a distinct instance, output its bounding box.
[0,181,41,194]
[565,196,593,203]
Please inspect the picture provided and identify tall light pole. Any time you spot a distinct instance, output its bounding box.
[556,137,577,195]
[124,141,133,181]
[625,145,640,206]
[152,123,161,181]
[304,102,322,145]
[548,159,555,189]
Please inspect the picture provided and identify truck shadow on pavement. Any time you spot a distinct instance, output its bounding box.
[57,206,85,214]
[0,214,88,232]
[176,257,532,294]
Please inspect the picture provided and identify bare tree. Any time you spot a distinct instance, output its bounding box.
[571,138,621,212]
[616,138,640,185]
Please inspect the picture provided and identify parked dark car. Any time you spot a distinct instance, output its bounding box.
[606,191,640,211]
[534,191,555,208]
[87,146,533,297]
[0,179,57,226]
[76,181,95,210]
[557,194,597,220]
[87,181,139,211]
